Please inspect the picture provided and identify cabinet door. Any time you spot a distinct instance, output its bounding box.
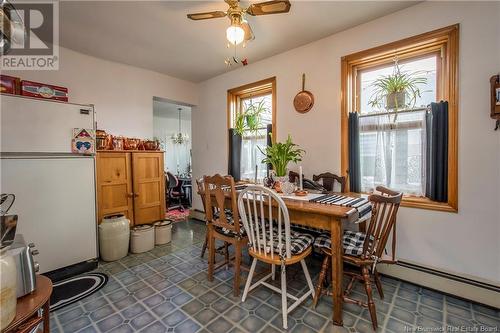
[96,152,134,224]
[132,152,166,225]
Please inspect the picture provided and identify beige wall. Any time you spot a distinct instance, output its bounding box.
[193,2,500,284]
[3,46,198,138]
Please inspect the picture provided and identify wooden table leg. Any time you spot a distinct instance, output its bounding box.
[331,217,343,326]
[43,300,50,332]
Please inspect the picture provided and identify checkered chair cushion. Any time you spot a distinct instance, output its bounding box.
[288,230,315,255]
[254,224,314,256]
[213,209,246,237]
[314,231,373,256]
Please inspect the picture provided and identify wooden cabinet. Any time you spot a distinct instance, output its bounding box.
[97,151,165,225]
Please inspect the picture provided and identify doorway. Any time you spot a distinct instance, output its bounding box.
[153,97,192,213]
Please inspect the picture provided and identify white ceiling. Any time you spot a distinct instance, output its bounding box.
[60,1,418,82]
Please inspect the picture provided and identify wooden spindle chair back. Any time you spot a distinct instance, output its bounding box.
[362,186,403,261]
[312,172,346,193]
[238,185,292,260]
[204,174,240,234]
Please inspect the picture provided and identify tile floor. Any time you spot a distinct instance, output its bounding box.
[50,220,500,333]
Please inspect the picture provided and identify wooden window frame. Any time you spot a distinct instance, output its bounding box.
[340,25,459,213]
[227,77,277,143]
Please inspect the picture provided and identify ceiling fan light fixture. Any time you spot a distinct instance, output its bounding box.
[226,23,245,45]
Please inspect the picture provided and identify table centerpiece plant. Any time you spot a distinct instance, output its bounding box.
[259,134,305,194]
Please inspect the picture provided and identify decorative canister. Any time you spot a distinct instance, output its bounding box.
[153,220,172,245]
[99,214,130,261]
[124,138,139,150]
[130,225,155,253]
[0,247,17,330]
[143,140,157,151]
[112,136,124,150]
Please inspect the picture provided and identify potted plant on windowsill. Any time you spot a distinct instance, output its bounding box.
[259,134,305,194]
[368,62,427,121]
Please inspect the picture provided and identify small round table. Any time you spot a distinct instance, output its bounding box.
[2,275,53,333]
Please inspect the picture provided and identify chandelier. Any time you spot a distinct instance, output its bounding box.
[171,108,189,145]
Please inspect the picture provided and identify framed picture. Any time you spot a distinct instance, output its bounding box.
[491,75,500,119]
[72,128,95,154]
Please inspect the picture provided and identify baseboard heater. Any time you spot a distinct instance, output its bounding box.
[396,260,500,293]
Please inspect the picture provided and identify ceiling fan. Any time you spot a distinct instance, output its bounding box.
[187,0,291,46]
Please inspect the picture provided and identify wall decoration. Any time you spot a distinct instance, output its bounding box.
[293,73,314,113]
[72,128,95,154]
[21,80,68,102]
[490,75,500,130]
[0,75,21,94]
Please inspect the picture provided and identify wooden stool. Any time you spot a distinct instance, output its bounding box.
[2,275,53,333]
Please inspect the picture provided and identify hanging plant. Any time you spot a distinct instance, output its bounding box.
[234,112,246,136]
[245,99,266,133]
[233,99,267,135]
[368,62,428,120]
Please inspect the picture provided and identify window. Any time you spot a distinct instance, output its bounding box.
[341,25,459,212]
[228,77,276,181]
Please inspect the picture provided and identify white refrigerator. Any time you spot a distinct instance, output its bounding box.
[0,94,98,274]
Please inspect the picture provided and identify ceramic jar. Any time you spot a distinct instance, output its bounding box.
[0,248,17,330]
[99,214,130,261]
[273,175,295,195]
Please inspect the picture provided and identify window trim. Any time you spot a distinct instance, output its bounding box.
[340,25,459,213]
[227,76,277,143]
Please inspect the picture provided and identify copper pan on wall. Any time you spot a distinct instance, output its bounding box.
[293,73,314,113]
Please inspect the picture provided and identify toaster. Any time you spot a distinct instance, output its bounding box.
[7,234,39,298]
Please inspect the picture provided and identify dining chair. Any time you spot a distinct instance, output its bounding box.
[288,170,304,185]
[166,171,185,211]
[312,172,346,193]
[238,185,316,329]
[312,186,403,330]
[197,177,232,264]
[204,174,248,297]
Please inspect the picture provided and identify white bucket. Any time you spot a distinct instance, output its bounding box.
[99,214,130,261]
[153,220,172,245]
[130,225,155,254]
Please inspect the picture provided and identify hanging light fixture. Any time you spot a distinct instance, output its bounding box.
[226,14,245,45]
[171,108,189,144]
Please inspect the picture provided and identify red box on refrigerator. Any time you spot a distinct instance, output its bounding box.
[1,75,21,95]
[21,80,68,102]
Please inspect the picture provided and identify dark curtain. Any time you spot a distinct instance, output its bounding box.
[266,124,273,176]
[425,101,448,202]
[348,112,361,192]
[228,128,242,181]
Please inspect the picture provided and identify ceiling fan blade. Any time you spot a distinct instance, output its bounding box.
[187,11,227,21]
[246,0,291,16]
[241,20,254,41]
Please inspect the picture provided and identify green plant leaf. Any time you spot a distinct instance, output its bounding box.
[259,134,305,177]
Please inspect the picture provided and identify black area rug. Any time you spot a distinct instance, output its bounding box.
[49,272,108,312]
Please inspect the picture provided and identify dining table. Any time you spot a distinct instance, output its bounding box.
[203,183,363,327]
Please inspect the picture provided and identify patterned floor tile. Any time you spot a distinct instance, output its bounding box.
[49,219,499,333]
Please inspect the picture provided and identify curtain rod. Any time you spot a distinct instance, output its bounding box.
[357,107,429,118]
